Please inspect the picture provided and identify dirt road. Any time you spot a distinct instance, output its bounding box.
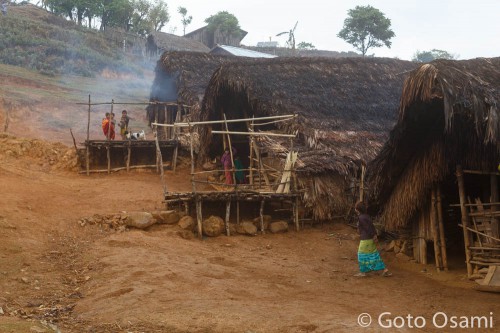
[0,135,498,333]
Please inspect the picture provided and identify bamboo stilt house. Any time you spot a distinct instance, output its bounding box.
[199,57,417,220]
[370,57,500,270]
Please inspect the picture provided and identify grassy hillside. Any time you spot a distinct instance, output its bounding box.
[0,3,148,77]
[0,4,156,145]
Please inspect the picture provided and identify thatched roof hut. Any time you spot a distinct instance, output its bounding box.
[199,57,417,220]
[148,51,235,125]
[146,32,210,59]
[370,57,500,232]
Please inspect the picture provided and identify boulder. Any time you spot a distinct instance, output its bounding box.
[124,212,156,229]
[270,221,289,233]
[178,216,195,231]
[236,222,258,236]
[252,216,271,231]
[177,230,195,240]
[202,216,225,237]
[152,210,181,224]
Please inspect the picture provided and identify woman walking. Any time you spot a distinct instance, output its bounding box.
[354,201,392,277]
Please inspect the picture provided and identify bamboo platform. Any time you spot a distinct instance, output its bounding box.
[85,139,178,148]
[165,190,301,239]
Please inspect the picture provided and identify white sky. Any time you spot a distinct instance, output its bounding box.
[163,0,500,60]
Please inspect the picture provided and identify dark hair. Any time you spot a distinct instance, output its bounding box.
[122,110,127,113]
[355,201,367,214]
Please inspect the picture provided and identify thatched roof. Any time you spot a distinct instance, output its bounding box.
[199,57,417,220]
[150,51,235,107]
[200,57,417,174]
[147,32,210,53]
[370,57,500,230]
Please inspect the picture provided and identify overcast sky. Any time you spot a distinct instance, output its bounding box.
[164,0,500,60]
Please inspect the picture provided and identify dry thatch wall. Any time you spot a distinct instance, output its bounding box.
[370,57,500,230]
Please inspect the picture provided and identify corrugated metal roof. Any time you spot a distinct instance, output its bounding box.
[211,45,277,58]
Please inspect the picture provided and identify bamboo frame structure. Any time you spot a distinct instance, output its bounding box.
[455,165,500,277]
[162,114,301,240]
[80,96,181,175]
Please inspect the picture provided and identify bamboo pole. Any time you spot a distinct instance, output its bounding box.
[196,197,203,240]
[126,139,131,172]
[237,200,240,225]
[153,114,296,127]
[430,188,442,271]
[294,196,300,231]
[86,94,90,176]
[458,224,500,243]
[188,122,195,193]
[249,117,254,185]
[107,100,114,174]
[154,124,167,194]
[260,200,265,234]
[456,165,473,277]
[491,174,499,238]
[225,200,231,236]
[78,164,167,174]
[436,186,448,271]
[359,164,366,202]
[223,114,236,185]
[211,130,296,138]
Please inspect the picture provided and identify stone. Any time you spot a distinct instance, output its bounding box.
[153,210,180,224]
[385,240,396,252]
[400,240,408,254]
[228,223,237,235]
[30,327,47,333]
[21,277,29,284]
[236,222,258,236]
[202,216,224,237]
[124,212,156,229]
[177,230,194,240]
[394,245,401,253]
[178,216,195,231]
[270,221,289,233]
[0,307,4,315]
[251,216,270,231]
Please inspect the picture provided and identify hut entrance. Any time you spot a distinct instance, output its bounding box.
[454,165,500,280]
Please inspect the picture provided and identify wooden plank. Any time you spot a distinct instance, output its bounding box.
[456,165,473,277]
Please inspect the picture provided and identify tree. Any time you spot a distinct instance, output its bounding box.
[276,21,298,50]
[205,11,241,44]
[178,6,192,36]
[297,42,315,50]
[337,5,395,56]
[412,49,457,62]
[149,0,169,32]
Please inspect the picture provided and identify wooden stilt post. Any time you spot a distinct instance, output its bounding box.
[430,188,442,271]
[223,114,236,186]
[436,185,448,271]
[188,122,195,193]
[456,165,473,277]
[86,94,90,176]
[249,117,254,186]
[126,139,131,172]
[225,200,231,236]
[196,197,203,240]
[294,196,300,231]
[491,174,499,238]
[154,123,167,194]
[236,200,240,225]
[359,164,366,203]
[107,99,114,174]
[259,199,265,234]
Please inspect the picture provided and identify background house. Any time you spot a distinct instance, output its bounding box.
[185,25,247,49]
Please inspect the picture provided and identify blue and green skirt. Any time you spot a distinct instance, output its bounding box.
[358,239,386,273]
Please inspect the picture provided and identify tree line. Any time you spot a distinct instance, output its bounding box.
[43,0,172,35]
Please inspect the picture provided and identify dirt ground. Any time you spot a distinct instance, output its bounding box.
[0,134,498,333]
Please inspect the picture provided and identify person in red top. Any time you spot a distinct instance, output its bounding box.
[102,112,116,140]
[220,146,237,184]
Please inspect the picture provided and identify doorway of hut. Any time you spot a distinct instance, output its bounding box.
[427,172,497,271]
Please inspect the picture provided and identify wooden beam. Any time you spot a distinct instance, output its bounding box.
[436,186,448,271]
[225,200,231,236]
[456,165,473,277]
[86,94,90,176]
[431,188,442,272]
